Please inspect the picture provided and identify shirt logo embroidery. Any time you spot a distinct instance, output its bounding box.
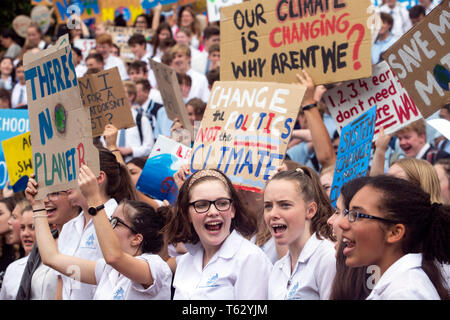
[113,287,125,300]
[199,273,220,288]
[286,281,300,300]
[80,234,96,249]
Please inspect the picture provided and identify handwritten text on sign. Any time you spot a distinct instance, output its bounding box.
[384,0,450,118]
[324,61,422,141]
[191,81,305,192]
[220,0,372,85]
[2,132,33,187]
[78,67,135,137]
[330,105,376,207]
[24,38,99,199]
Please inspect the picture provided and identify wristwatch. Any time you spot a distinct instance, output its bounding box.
[87,204,105,216]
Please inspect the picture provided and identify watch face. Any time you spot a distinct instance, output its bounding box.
[88,207,97,215]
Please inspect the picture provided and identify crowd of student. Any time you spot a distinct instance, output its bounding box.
[0,0,449,300]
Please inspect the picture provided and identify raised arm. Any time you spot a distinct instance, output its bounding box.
[370,127,391,176]
[152,3,163,31]
[25,176,97,285]
[296,71,336,169]
[78,165,154,288]
[103,124,125,166]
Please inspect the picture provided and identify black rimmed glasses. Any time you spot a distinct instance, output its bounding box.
[110,217,138,234]
[189,198,233,214]
[343,209,398,224]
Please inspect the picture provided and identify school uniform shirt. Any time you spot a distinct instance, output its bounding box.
[0,256,29,300]
[186,68,210,103]
[104,54,129,80]
[366,253,440,300]
[10,82,27,108]
[30,263,57,300]
[173,230,273,300]
[379,4,412,39]
[57,198,118,300]
[250,235,279,265]
[268,233,336,300]
[92,253,172,300]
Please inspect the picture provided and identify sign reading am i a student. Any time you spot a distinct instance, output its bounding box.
[24,35,100,200]
[191,81,306,192]
[78,67,135,137]
[384,0,450,118]
[220,0,372,85]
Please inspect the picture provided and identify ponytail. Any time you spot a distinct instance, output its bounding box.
[98,147,138,202]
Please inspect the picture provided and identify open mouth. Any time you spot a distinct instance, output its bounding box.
[205,221,223,232]
[22,239,34,247]
[45,207,56,217]
[342,237,356,255]
[272,224,287,235]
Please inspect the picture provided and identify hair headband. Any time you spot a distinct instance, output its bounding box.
[188,169,228,189]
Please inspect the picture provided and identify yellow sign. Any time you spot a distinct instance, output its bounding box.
[2,132,33,186]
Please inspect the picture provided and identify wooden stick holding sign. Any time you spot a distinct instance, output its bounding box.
[191,81,306,192]
[78,67,136,137]
[149,59,194,138]
[24,35,100,200]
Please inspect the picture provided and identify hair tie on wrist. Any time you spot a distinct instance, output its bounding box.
[32,208,46,213]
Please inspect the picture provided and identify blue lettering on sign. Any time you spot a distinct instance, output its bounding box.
[25,48,77,101]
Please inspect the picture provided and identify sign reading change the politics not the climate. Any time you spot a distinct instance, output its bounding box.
[191,81,306,192]
[220,0,372,85]
[24,35,100,200]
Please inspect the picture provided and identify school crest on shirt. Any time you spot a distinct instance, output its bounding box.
[113,287,125,300]
[80,233,97,250]
[198,273,220,288]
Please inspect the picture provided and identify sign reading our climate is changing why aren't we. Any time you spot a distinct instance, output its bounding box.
[220,0,372,85]
[24,35,100,200]
[191,81,306,192]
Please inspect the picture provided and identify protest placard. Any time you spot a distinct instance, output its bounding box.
[31,0,53,5]
[104,26,154,62]
[136,135,191,204]
[191,81,306,192]
[78,67,135,137]
[100,0,144,26]
[2,132,33,192]
[53,0,101,25]
[324,61,422,141]
[0,109,29,189]
[149,59,194,137]
[24,35,100,199]
[207,0,243,23]
[220,0,372,85]
[73,39,97,60]
[384,0,450,118]
[329,105,376,207]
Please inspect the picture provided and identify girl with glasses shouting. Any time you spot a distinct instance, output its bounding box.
[26,165,172,300]
[338,175,450,299]
[264,166,336,300]
[164,169,273,299]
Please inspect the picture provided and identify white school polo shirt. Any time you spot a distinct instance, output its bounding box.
[93,253,172,300]
[173,230,273,300]
[0,256,29,300]
[366,253,440,300]
[268,233,336,300]
[57,198,118,300]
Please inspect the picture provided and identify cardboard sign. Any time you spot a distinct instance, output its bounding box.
[136,135,191,204]
[12,15,32,38]
[149,59,194,137]
[24,35,100,200]
[384,0,450,118]
[101,0,144,26]
[78,67,135,137]
[0,110,29,189]
[324,61,422,141]
[220,0,372,85]
[31,5,52,34]
[2,132,33,192]
[191,81,306,192]
[329,105,376,207]
[104,26,154,62]
[53,0,101,24]
[207,0,243,23]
